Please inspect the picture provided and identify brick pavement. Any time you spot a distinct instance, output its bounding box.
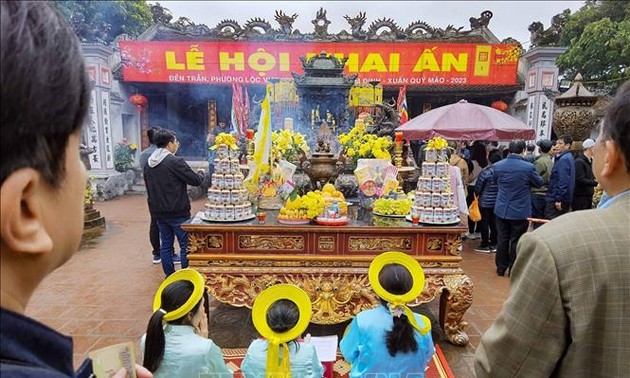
[25,195,510,377]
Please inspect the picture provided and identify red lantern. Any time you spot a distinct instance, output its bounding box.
[129,94,148,112]
[491,100,508,112]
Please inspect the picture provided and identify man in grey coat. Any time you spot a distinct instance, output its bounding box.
[475,81,630,377]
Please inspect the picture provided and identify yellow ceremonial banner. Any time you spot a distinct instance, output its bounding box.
[244,91,272,193]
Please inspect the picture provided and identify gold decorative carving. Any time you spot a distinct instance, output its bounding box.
[318,236,335,251]
[212,260,275,267]
[203,273,378,324]
[445,233,462,256]
[238,235,304,250]
[207,235,223,249]
[187,232,207,254]
[426,237,443,252]
[294,275,378,323]
[184,219,470,345]
[208,260,353,268]
[441,274,473,346]
[201,269,473,344]
[348,236,412,251]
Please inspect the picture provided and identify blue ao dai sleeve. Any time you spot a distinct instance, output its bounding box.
[339,318,360,364]
[308,344,325,377]
[206,342,233,377]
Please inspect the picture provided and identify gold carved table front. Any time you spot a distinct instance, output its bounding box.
[182,210,472,346]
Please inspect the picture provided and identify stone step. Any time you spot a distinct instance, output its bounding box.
[127,184,147,194]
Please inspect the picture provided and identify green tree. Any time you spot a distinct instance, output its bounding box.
[53,1,153,45]
[556,0,630,86]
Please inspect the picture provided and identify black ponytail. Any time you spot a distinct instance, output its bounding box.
[385,313,419,357]
[143,280,203,372]
[143,310,166,372]
[378,264,419,357]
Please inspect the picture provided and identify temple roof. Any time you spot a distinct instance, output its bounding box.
[137,9,511,45]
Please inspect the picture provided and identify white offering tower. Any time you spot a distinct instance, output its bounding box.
[413,147,460,225]
[204,144,254,222]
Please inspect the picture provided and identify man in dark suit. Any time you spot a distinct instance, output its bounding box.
[491,140,543,276]
[545,134,576,218]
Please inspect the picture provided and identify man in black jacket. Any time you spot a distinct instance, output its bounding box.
[572,138,598,210]
[144,129,204,276]
[140,127,162,264]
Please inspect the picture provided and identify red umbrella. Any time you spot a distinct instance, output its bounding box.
[396,100,535,141]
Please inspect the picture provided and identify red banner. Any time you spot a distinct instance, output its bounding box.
[119,41,519,86]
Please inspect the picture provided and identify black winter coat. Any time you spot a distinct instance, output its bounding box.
[474,165,498,209]
[144,153,204,219]
[573,153,597,198]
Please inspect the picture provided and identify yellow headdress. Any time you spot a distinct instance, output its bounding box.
[153,269,205,322]
[251,284,312,378]
[368,251,430,335]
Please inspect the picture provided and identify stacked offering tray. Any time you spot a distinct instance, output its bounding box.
[203,144,254,222]
[413,158,460,225]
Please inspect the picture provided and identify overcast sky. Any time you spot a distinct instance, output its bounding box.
[155,1,584,47]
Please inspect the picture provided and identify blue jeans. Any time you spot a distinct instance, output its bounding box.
[156,217,189,276]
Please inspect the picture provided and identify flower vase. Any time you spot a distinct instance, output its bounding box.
[290,158,312,196]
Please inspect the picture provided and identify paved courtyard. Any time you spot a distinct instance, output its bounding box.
[25,194,510,377]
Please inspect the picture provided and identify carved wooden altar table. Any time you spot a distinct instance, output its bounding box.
[182,210,473,346]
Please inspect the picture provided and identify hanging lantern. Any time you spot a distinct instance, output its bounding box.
[129,94,148,112]
[491,100,508,112]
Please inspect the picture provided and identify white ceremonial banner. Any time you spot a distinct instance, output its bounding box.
[536,94,552,141]
[86,89,102,169]
[101,91,114,169]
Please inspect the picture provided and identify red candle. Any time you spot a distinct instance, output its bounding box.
[246,129,255,140]
[395,131,403,142]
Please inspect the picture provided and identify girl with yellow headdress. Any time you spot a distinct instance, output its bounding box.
[141,269,233,377]
[241,284,324,377]
[340,252,436,377]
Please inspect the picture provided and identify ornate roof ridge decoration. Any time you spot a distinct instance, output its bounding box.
[150,9,501,43]
[291,52,357,87]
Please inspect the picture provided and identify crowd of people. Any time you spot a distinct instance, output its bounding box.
[417,131,606,277]
[1,2,628,377]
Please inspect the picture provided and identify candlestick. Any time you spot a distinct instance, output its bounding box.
[246,138,255,164]
[394,140,404,193]
[395,131,404,143]
[284,117,294,131]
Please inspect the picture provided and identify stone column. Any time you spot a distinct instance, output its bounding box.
[82,43,117,176]
[521,46,567,141]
